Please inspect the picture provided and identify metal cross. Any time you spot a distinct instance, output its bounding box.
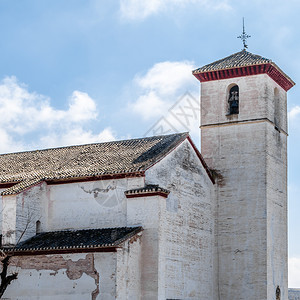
[237,18,251,50]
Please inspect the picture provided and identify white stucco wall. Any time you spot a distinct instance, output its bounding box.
[3,233,142,300]
[202,121,268,299]
[16,182,48,243]
[47,177,144,231]
[145,139,215,300]
[2,194,17,246]
[127,194,166,299]
[200,73,288,300]
[266,124,288,300]
[200,73,287,133]
[2,182,49,246]
[116,236,142,299]
[0,188,5,234]
[2,176,145,244]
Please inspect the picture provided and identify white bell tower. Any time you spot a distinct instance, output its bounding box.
[193,50,295,300]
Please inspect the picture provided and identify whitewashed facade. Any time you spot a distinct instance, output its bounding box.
[1,138,215,300]
[0,49,295,300]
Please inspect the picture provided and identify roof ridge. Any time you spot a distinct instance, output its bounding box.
[0,132,189,156]
[0,132,191,195]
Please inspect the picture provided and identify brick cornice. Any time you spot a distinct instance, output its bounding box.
[193,63,294,91]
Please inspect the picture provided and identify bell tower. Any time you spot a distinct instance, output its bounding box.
[193,50,295,300]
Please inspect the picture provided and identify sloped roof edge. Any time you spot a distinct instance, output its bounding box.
[186,136,215,184]
[144,133,215,184]
[0,133,189,195]
[3,226,143,254]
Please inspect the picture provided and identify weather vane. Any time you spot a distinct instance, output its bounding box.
[237,18,251,50]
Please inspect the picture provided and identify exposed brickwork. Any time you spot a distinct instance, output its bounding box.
[10,253,99,299]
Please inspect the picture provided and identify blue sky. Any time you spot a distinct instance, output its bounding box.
[0,0,299,287]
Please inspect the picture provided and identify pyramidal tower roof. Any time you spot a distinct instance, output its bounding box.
[192,49,295,91]
[193,50,271,73]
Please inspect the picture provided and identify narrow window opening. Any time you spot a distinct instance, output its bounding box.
[36,220,41,234]
[276,286,281,300]
[228,85,239,114]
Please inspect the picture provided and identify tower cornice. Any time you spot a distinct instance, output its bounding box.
[193,63,294,91]
[192,50,295,91]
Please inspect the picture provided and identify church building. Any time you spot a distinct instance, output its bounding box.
[0,49,295,300]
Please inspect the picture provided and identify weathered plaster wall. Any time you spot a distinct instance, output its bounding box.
[145,139,215,300]
[48,177,144,231]
[266,124,288,300]
[127,195,166,299]
[2,182,48,246]
[2,194,17,246]
[16,182,49,243]
[0,188,5,234]
[4,234,142,300]
[116,235,142,299]
[2,176,145,242]
[202,122,268,299]
[200,74,287,133]
[93,252,116,300]
[200,74,288,300]
[4,253,101,300]
[2,136,214,299]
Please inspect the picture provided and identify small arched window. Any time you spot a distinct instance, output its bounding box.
[36,220,41,234]
[228,85,239,115]
[276,286,281,300]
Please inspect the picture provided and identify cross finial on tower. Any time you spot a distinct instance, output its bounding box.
[237,18,251,50]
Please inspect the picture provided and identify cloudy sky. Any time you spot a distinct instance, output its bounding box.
[0,0,300,287]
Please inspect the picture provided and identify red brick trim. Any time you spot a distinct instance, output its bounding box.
[193,63,294,91]
[45,172,145,185]
[0,172,146,190]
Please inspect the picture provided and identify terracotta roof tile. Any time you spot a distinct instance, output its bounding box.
[0,133,188,195]
[125,184,170,197]
[192,50,272,73]
[4,227,143,252]
[2,178,44,196]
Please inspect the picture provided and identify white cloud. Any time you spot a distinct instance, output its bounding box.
[129,60,200,143]
[40,127,116,148]
[289,106,300,120]
[131,60,197,119]
[289,256,300,287]
[0,76,116,153]
[136,61,195,96]
[67,91,97,122]
[132,91,167,120]
[120,0,163,20]
[119,0,232,21]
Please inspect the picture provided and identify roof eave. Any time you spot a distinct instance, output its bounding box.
[2,246,119,256]
[1,171,146,196]
[193,63,295,91]
[144,132,189,171]
[2,227,143,256]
